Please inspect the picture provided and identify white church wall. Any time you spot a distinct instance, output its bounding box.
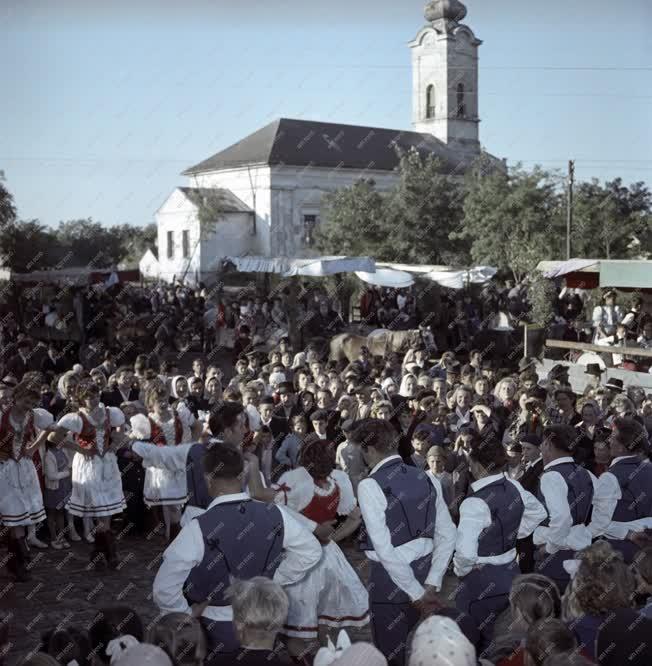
[189,166,272,257]
[199,212,254,279]
[270,165,399,257]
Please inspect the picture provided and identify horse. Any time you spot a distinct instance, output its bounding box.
[329,326,432,363]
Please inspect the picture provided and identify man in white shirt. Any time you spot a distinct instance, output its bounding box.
[453,438,546,648]
[590,417,652,563]
[152,442,321,661]
[352,419,456,666]
[533,425,600,592]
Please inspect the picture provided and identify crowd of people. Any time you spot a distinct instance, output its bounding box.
[1,279,652,666]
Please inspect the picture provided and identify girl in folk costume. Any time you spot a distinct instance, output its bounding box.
[0,382,58,581]
[129,383,196,541]
[246,437,369,657]
[56,380,128,568]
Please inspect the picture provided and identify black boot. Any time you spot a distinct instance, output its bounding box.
[90,531,105,566]
[104,531,118,570]
[8,537,31,582]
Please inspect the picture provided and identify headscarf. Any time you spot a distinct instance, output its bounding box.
[169,375,188,399]
[314,631,387,666]
[381,377,398,397]
[57,371,78,399]
[112,643,173,666]
[399,373,418,398]
[407,616,476,666]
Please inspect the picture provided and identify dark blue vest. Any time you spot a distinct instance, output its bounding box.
[471,475,524,557]
[537,461,594,527]
[610,457,652,522]
[184,499,284,606]
[359,458,437,551]
[186,443,211,509]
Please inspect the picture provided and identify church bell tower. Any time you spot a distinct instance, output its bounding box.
[409,0,482,154]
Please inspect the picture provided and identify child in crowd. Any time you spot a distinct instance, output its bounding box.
[275,414,307,473]
[43,437,74,549]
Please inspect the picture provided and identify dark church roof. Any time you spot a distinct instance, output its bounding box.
[182,118,481,176]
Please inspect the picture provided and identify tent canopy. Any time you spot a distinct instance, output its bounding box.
[537,259,652,290]
[425,266,497,290]
[355,268,414,288]
[223,255,375,277]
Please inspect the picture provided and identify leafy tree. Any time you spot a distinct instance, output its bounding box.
[54,218,125,267]
[112,223,158,265]
[316,149,466,265]
[0,181,17,229]
[0,220,58,272]
[572,178,652,258]
[382,150,467,265]
[316,179,388,257]
[455,160,565,281]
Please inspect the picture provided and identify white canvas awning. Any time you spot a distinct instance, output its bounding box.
[355,268,414,288]
[425,266,497,289]
[223,255,375,277]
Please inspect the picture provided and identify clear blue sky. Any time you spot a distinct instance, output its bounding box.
[2,0,651,228]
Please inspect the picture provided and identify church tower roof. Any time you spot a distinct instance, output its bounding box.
[424,0,467,25]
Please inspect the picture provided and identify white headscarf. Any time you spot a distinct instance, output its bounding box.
[408,616,476,666]
[170,375,188,399]
[399,373,418,398]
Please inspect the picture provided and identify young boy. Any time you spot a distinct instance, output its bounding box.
[275,415,306,471]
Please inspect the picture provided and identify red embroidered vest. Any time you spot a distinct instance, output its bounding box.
[148,414,183,446]
[301,481,340,524]
[0,409,36,461]
[77,410,111,456]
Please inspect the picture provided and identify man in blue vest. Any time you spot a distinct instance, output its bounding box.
[533,424,600,593]
[590,417,652,562]
[351,418,456,666]
[454,436,546,649]
[152,441,321,663]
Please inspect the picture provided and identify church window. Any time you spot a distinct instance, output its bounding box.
[303,214,318,246]
[457,83,466,118]
[182,230,190,258]
[426,85,435,119]
[167,231,174,259]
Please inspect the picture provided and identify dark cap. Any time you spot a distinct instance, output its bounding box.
[525,386,547,403]
[585,363,604,376]
[549,363,569,378]
[311,409,329,421]
[277,381,295,395]
[519,433,542,448]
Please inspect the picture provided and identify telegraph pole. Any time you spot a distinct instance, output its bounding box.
[566,160,575,259]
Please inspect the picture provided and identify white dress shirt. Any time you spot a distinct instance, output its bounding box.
[454,473,547,578]
[533,456,599,553]
[153,492,321,622]
[590,455,652,540]
[357,455,456,601]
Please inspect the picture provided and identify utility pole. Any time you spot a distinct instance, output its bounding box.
[566,160,575,259]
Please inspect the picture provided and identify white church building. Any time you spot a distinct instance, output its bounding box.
[155,0,502,284]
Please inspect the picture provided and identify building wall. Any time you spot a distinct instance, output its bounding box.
[269,165,400,257]
[156,187,255,284]
[189,166,272,256]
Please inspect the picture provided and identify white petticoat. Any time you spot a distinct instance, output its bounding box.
[66,452,126,518]
[282,541,369,639]
[0,458,46,527]
[143,467,188,507]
